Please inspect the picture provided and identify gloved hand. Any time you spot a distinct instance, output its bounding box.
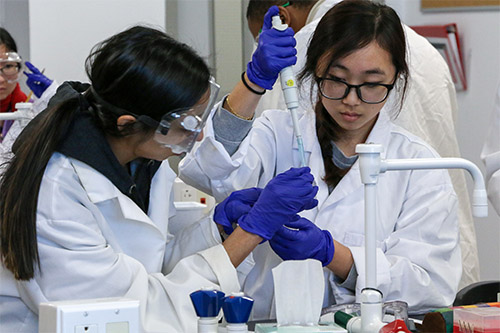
[270,216,335,266]
[246,5,297,90]
[23,61,53,98]
[213,187,262,235]
[238,167,318,240]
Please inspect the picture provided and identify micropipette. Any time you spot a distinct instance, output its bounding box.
[271,15,307,168]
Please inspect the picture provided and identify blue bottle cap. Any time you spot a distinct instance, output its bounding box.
[190,288,225,317]
[222,292,254,324]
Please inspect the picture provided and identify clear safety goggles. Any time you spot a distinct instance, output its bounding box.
[92,77,220,155]
[0,52,22,83]
[147,78,220,154]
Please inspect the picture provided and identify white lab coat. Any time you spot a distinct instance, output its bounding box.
[179,102,461,319]
[0,153,240,332]
[481,84,500,216]
[253,0,478,288]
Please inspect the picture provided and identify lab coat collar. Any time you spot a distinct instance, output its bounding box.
[312,104,394,208]
[70,158,159,227]
[306,0,342,25]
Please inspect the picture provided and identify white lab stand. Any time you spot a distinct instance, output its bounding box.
[0,102,36,125]
[350,143,488,333]
[39,297,140,333]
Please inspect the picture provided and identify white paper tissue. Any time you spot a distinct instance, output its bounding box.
[272,259,325,326]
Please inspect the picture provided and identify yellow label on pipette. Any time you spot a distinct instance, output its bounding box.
[285,79,294,87]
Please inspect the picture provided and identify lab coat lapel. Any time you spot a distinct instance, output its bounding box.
[70,158,160,230]
[293,112,330,219]
[148,160,177,236]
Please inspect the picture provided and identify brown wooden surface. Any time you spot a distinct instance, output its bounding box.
[422,0,500,9]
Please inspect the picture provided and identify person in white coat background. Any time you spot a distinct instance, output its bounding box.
[0,26,318,332]
[180,0,461,319]
[481,83,500,216]
[245,0,479,288]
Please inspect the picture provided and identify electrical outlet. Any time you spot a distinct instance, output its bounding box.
[75,324,98,333]
[181,187,197,202]
[38,298,139,333]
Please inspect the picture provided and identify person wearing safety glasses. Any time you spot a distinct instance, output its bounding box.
[0,26,317,332]
[0,27,54,141]
[0,28,26,139]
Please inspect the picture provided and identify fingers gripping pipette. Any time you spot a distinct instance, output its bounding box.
[271,15,307,168]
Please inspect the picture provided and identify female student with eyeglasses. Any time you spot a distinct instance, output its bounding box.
[179,0,460,319]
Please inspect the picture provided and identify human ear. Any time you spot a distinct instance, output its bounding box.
[116,115,137,128]
[278,6,292,26]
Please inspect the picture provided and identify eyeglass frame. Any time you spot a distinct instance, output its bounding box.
[317,76,396,105]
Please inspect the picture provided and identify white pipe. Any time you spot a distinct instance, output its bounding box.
[381,158,488,217]
[0,110,32,121]
[354,143,488,333]
[365,183,377,289]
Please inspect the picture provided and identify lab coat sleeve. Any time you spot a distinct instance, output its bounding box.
[180,106,282,202]
[347,171,460,313]
[481,85,500,216]
[29,171,239,332]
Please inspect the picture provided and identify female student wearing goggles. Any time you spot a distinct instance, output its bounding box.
[0,26,317,332]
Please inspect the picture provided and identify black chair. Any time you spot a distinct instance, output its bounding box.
[453,280,500,306]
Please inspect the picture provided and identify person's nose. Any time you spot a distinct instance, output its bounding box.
[342,87,361,106]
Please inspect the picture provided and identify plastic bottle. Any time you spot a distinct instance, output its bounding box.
[190,288,225,333]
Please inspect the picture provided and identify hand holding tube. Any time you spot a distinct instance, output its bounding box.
[246,6,297,90]
[213,187,262,235]
[270,216,335,266]
[237,167,318,240]
[23,61,53,98]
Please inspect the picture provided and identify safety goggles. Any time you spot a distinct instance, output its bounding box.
[0,52,22,83]
[145,77,220,154]
[91,77,220,155]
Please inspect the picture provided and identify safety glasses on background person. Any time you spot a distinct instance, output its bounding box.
[0,52,22,83]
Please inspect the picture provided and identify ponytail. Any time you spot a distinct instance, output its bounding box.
[0,96,81,280]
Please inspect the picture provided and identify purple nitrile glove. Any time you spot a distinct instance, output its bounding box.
[23,61,52,98]
[237,167,318,241]
[270,216,335,266]
[246,5,297,90]
[213,187,262,235]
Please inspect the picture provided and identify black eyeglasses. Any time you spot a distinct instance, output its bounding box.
[318,77,395,104]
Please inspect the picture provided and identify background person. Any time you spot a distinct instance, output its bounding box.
[180,1,461,319]
[0,27,26,139]
[0,27,55,157]
[481,83,500,216]
[0,25,317,332]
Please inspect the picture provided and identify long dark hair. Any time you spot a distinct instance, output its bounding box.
[0,25,211,280]
[299,0,409,187]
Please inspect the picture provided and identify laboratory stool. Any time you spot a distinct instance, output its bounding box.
[453,280,500,306]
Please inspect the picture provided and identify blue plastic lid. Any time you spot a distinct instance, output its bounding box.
[190,289,225,317]
[222,293,254,324]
